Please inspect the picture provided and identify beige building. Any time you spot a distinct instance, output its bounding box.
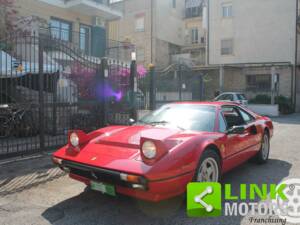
[174,0,207,67]
[15,0,122,58]
[207,0,298,108]
[108,0,185,69]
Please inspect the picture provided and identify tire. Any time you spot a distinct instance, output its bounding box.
[193,149,221,182]
[0,116,12,138]
[254,131,270,164]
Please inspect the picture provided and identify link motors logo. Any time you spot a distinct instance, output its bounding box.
[273,178,300,224]
[187,179,300,224]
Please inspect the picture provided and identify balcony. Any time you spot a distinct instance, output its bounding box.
[185,0,203,19]
[171,53,205,67]
[39,0,122,20]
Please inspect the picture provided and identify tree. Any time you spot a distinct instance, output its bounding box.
[0,0,45,40]
[0,0,18,39]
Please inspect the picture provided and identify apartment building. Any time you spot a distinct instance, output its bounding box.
[15,0,122,58]
[176,0,207,66]
[208,0,298,108]
[108,0,185,69]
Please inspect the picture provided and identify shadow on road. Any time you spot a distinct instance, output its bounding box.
[0,156,65,196]
[42,158,291,225]
[272,113,300,125]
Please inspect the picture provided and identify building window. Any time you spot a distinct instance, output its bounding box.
[221,39,233,55]
[135,16,145,32]
[246,74,271,91]
[222,3,233,18]
[79,25,91,55]
[185,0,202,18]
[50,18,72,42]
[191,28,199,44]
[172,0,176,8]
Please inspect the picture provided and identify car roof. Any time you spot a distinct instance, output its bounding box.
[217,92,243,95]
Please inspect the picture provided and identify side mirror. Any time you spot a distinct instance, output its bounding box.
[129,118,135,125]
[227,125,245,135]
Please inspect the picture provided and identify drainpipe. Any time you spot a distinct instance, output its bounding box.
[219,65,224,93]
[294,0,299,110]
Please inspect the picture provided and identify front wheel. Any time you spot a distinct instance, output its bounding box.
[194,149,221,182]
[254,132,270,164]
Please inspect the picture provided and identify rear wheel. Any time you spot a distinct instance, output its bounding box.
[254,132,270,164]
[0,116,12,138]
[194,149,221,182]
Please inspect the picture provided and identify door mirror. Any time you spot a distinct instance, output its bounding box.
[129,118,135,125]
[227,125,245,135]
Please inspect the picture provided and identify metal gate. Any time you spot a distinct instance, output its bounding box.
[155,65,204,108]
[0,31,135,159]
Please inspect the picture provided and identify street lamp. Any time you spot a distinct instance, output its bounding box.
[131,51,137,61]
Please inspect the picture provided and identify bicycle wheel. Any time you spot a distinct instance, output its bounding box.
[0,116,12,138]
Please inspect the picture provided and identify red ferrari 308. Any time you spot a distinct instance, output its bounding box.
[52,102,273,202]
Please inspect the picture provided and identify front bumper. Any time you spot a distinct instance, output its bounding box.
[54,158,193,202]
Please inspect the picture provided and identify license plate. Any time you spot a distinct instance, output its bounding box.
[90,181,116,196]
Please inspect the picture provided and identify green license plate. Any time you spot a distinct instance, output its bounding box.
[90,181,116,196]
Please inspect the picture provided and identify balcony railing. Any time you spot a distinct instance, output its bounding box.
[39,0,122,19]
[39,27,134,61]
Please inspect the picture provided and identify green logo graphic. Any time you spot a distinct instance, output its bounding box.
[187,182,222,217]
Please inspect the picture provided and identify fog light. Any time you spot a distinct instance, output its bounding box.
[132,184,145,190]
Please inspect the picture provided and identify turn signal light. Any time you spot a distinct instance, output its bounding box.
[52,156,62,165]
[120,173,141,183]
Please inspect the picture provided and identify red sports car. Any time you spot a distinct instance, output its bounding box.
[52,102,273,202]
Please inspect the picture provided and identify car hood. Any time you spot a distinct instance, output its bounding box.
[90,125,186,148]
[54,125,211,175]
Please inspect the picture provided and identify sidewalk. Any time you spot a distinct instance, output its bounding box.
[0,155,65,196]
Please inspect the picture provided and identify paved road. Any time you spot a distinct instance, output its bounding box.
[0,114,300,225]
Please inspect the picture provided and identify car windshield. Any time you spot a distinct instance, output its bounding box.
[138,104,216,132]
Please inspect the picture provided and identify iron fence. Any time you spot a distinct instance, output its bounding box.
[0,32,145,160]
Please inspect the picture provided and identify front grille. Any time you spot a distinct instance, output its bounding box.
[62,160,147,189]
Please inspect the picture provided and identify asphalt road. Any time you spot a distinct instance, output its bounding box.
[0,114,300,225]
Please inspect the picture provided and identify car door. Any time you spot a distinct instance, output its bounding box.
[237,107,261,154]
[220,105,255,171]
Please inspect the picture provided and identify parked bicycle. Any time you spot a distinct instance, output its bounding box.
[0,103,38,139]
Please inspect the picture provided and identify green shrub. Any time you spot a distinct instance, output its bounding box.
[275,95,294,114]
[249,94,271,104]
[249,94,294,114]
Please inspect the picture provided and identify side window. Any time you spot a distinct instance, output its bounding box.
[222,106,245,128]
[237,94,246,100]
[219,112,227,132]
[238,108,254,123]
[216,94,224,100]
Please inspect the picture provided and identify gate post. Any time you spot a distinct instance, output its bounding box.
[38,37,45,151]
[149,64,156,110]
[99,58,108,127]
[130,55,137,120]
[178,65,183,101]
